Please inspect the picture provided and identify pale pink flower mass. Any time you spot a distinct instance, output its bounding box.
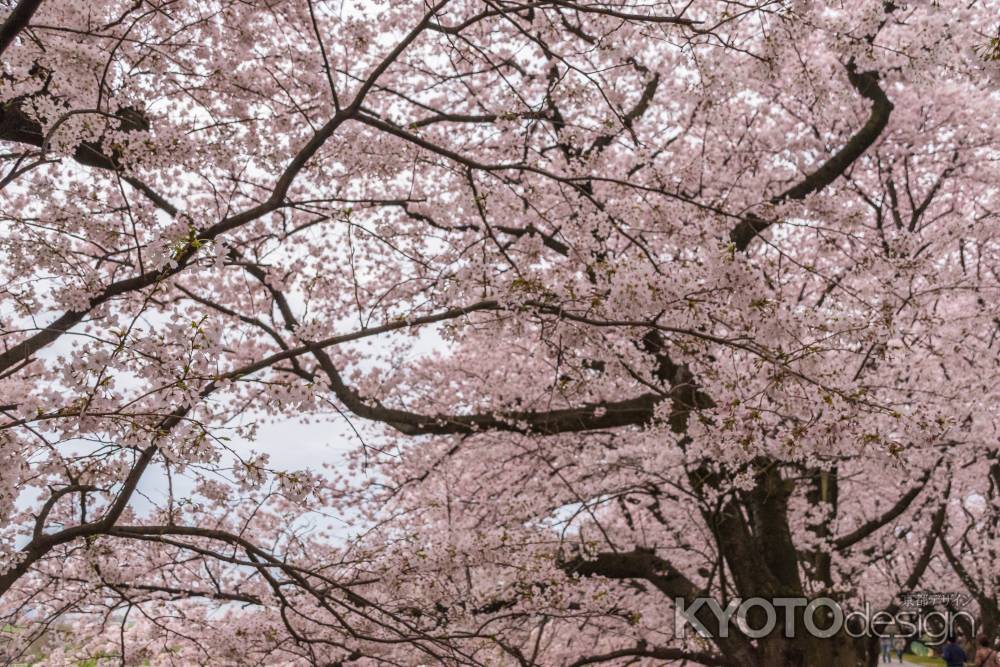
[0,0,999,665]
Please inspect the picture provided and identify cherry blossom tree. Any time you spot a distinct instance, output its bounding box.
[940,454,1000,641]
[1,0,999,665]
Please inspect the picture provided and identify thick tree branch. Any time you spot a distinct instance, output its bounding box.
[833,461,937,551]
[0,0,43,56]
[730,63,894,251]
[565,549,757,665]
[569,645,732,667]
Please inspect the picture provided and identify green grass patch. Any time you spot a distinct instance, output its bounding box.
[899,655,977,666]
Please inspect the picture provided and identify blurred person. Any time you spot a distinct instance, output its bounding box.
[943,635,968,667]
[975,634,1000,667]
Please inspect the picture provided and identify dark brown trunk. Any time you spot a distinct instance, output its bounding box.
[743,633,870,667]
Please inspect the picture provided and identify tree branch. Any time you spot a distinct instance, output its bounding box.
[833,460,937,551]
[0,0,44,56]
[730,63,894,251]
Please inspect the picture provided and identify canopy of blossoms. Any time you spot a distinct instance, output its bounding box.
[0,1,999,665]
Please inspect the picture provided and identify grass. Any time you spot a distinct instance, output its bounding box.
[902,656,944,665]
[900,656,976,666]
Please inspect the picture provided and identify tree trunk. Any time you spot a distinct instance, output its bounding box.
[754,633,869,667]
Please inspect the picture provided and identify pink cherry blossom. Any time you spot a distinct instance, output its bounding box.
[0,0,999,665]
